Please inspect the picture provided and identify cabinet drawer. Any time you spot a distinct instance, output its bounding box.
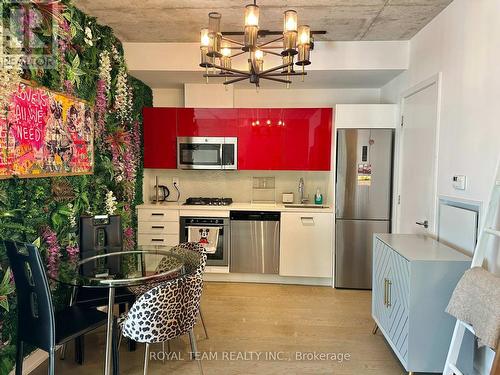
[138,221,179,235]
[137,234,179,247]
[138,209,179,222]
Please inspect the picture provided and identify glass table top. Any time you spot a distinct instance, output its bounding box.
[50,247,202,288]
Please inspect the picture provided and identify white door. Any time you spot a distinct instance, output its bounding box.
[397,76,440,234]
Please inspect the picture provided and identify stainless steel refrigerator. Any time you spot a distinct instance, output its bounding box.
[335,129,394,289]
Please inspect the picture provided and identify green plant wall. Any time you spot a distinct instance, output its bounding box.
[0,1,152,373]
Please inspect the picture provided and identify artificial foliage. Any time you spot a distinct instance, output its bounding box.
[0,1,152,373]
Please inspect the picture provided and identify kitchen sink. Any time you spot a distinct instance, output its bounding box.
[284,204,329,209]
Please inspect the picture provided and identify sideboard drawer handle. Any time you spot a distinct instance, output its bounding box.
[387,279,392,307]
[151,226,165,229]
[384,278,388,306]
[151,213,165,216]
[151,239,164,242]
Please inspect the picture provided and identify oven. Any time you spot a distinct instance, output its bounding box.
[180,216,230,267]
[177,137,237,170]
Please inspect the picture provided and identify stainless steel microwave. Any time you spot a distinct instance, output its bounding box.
[177,137,238,170]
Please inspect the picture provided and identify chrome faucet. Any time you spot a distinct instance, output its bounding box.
[298,177,308,204]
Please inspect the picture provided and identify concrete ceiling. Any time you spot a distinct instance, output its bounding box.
[130,69,405,89]
[74,0,453,42]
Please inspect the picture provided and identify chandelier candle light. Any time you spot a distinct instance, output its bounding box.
[199,0,325,88]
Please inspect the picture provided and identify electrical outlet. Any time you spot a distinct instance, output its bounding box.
[172,177,179,186]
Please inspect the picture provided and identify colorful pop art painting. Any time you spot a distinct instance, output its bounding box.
[0,82,94,178]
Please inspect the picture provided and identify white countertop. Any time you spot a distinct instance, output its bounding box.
[137,201,333,213]
[376,233,472,262]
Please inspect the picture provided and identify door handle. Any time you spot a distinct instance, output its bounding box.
[416,220,429,229]
[387,279,392,307]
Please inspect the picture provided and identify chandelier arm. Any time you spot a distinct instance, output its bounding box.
[223,76,249,85]
[259,63,293,75]
[259,50,282,57]
[230,51,247,58]
[210,64,250,75]
[263,72,308,77]
[257,36,284,48]
[220,36,245,46]
[259,45,286,50]
[203,74,250,78]
[260,76,292,84]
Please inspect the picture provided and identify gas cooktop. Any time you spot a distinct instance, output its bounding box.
[184,197,233,206]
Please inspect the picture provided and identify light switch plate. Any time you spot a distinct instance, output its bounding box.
[452,175,466,190]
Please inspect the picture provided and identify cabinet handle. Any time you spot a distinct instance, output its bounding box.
[301,217,315,224]
[151,226,165,229]
[151,238,164,242]
[383,279,388,306]
[387,279,392,307]
[151,213,165,216]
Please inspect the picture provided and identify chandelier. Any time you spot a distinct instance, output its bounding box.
[199,1,324,88]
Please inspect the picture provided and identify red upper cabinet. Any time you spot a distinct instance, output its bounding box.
[282,108,333,171]
[177,108,238,137]
[143,107,332,171]
[143,107,177,169]
[237,109,286,170]
[237,108,332,171]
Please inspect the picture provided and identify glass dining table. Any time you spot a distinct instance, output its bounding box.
[50,247,202,375]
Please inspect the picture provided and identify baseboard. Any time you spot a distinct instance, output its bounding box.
[9,348,49,375]
[205,266,230,273]
[203,272,332,286]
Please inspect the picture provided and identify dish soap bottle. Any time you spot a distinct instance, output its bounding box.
[314,188,323,205]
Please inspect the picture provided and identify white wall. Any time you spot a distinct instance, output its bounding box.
[154,86,381,107]
[380,0,500,372]
[234,88,380,107]
[153,88,184,107]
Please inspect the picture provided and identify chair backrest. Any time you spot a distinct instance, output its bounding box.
[79,215,122,276]
[4,241,55,351]
[122,272,204,344]
[158,242,207,275]
[129,242,207,299]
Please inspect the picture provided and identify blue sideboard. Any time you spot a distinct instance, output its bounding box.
[372,234,471,374]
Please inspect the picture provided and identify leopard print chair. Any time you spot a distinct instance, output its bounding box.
[121,273,204,374]
[130,242,209,339]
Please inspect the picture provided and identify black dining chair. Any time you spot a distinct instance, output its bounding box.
[65,215,136,363]
[4,240,115,375]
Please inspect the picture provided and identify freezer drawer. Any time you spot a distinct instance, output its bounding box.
[230,214,280,274]
[335,219,390,289]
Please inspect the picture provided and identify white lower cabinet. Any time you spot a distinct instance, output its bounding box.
[279,212,333,278]
[137,207,180,248]
[372,234,471,373]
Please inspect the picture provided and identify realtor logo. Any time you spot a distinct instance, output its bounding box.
[0,0,58,69]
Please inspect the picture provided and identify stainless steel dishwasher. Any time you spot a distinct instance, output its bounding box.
[230,211,280,274]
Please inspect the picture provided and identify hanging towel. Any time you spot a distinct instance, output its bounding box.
[446,267,500,349]
[187,226,219,254]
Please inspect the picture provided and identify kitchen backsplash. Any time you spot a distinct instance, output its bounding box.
[143,169,332,205]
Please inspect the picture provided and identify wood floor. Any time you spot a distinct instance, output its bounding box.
[32,282,406,375]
